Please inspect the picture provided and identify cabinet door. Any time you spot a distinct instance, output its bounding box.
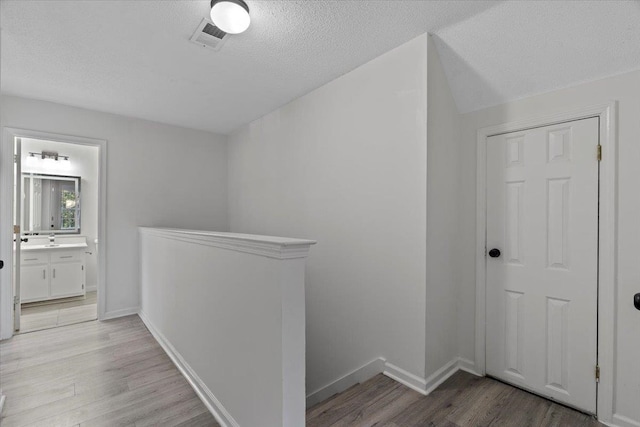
[21,264,49,302]
[50,262,84,298]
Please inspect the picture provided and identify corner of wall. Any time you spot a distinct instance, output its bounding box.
[425,32,465,379]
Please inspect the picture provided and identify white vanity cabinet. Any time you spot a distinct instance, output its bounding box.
[21,262,49,301]
[50,250,85,298]
[20,239,87,303]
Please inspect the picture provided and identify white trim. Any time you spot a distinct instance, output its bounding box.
[308,357,480,408]
[138,311,240,427]
[139,227,316,260]
[475,128,487,376]
[102,307,139,320]
[421,359,459,395]
[306,357,385,408]
[0,392,5,415]
[383,362,429,395]
[0,131,14,340]
[384,357,480,396]
[457,357,481,376]
[612,414,640,427]
[0,127,107,340]
[474,102,618,423]
[596,102,618,424]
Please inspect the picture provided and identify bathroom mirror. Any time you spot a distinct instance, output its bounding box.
[22,173,81,234]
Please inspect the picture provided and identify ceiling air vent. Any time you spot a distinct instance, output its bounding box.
[190,18,229,51]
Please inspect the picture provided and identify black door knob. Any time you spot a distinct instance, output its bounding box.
[0,260,3,269]
[489,248,501,258]
[634,293,640,311]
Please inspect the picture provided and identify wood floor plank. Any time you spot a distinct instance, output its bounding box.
[445,378,513,425]
[307,372,607,427]
[0,382,76,417]
[1,338,164,392]
[76,381,195,427]
[0,316,219,427]
[1,315,606,427]
[173,411,220,427]
[306,374,397,426]
[306,382,363,415]
[329,383,422,427]
[134,396,212,427]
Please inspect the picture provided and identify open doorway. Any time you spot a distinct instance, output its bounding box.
[0,128,106,339]
[14,137,99,333]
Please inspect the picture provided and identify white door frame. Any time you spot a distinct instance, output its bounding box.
[0,127,108,340]
[475,102,617,421]
[13,137,22,331]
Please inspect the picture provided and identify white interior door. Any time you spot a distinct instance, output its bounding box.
[485,117,599,413]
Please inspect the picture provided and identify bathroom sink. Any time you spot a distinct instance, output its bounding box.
[20,235,88,251]
[21,242,88,251]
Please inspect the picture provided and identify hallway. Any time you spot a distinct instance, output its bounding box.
[0,316,603,426]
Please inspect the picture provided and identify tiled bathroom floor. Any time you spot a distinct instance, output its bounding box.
[19,291,97,333]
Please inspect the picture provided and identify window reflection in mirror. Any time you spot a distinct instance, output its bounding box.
[22,173,81,234]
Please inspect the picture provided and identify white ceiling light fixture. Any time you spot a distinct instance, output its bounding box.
[210,0,250,35]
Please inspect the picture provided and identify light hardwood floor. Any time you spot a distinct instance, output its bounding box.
[0,315,219,427]
[307,372,605,427]
[1,316,605,427]
[20,291,97,333]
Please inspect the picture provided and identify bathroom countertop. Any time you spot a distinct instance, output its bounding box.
[21,243,88,251]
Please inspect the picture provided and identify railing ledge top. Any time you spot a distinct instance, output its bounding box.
[139,227,316,260]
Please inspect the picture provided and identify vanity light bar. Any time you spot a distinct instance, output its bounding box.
[29,151,70,161]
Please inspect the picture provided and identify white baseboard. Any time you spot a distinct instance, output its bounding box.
[308,356,480,408]
[138,311,239,427]
[306,357,386,408]
[308,355,638,427]
[101,307,139,320]
[86,285,97,292]
[384,357,479,396]
[612,414,640,427]
[423,358,463,395]
[384,362,429,395]
[457,357,482,376]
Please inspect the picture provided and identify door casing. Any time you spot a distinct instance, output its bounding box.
[475,102,617,422]
[0,128,107,339]
[14,137,22,331]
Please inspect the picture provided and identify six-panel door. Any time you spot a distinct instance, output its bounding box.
[485,117,599,413]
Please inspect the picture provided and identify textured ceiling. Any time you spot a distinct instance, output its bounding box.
[433,0,640,113]
[0,0,497,134]
[1,1,639,134]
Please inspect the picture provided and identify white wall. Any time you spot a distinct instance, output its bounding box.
[228,34,429,394]
[457,69,640,426]
[139,228,314,427]
[20,138,99,290]
[425,36,461,377]
[1,95,228,317]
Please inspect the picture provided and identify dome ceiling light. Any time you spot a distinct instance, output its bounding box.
[210,0,251,35]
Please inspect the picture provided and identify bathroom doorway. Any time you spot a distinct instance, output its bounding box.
[0,128,107,338]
